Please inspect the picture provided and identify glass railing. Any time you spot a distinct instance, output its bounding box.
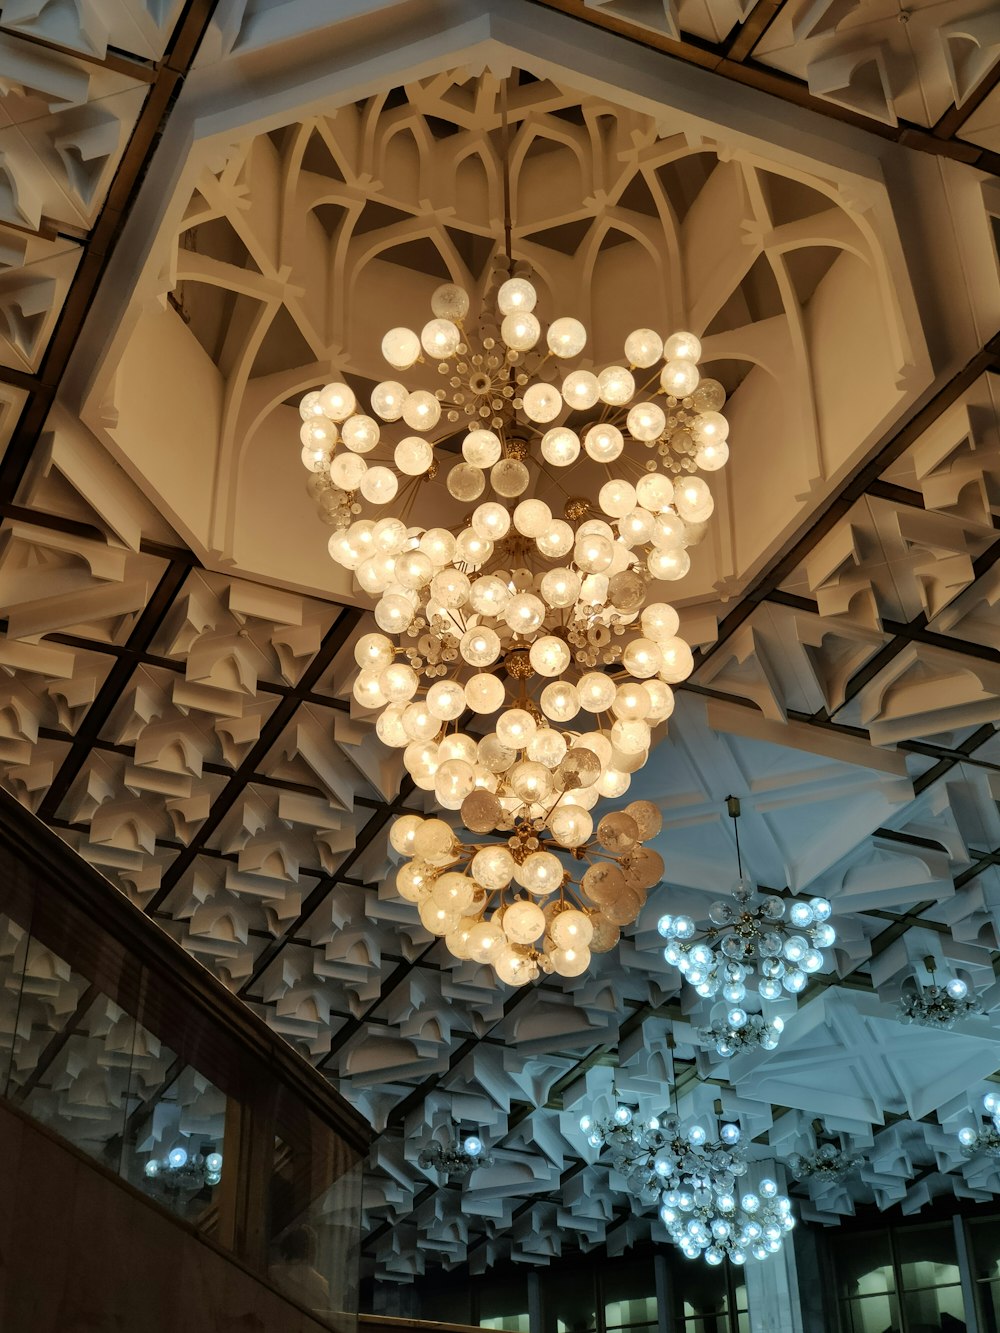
[0,788,369,1332]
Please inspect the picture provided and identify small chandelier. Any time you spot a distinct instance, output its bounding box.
[143,1143,222,1192]
[390,801,664,984]
[418,1131,494,1178]
[897,957,983,1030]
[787,1132,863,1184]
[958,1094,1000,1159]
[657,798,835,1053]
[580,1092,795,1266]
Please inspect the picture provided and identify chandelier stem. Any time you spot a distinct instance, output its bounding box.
[500,76,514,265]
[726,795,743,878]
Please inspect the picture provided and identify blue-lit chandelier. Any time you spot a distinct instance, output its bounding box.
[657,797,835,1055]
[958,1094,1000,1159]
[419,1131,494,1178]
[143,1143,222,1192]
[787,1140,863,1184]
[898,956,983,1030]
[580,1093,795,1265]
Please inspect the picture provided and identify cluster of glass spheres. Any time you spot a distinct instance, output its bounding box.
[958,1094,1000,1159]
[143,1145,222,1189]
[787,1141,863,1183]
[389,802,664,985]
[657,879,835,1055]
[580,1100,794,1265]
[418,1132,493,1177]
[897,967,983,1029]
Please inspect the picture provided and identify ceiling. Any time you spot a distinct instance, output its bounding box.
[0,0,999,1286]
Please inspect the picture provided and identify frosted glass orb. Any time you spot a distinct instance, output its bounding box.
[501,312,541,351]
[430,568,470,608]
[598,768,631,798]
[503,899,546,944]
[541,680,580,722]
[514,499,552,538]
[522,383,563,423]
[527,727,567,767]
[575,533,614,574]
[300,417,336,449]
[540,426,580,467]
[413,818,455,859]
[382,327,421,370]
[466,672,506,713]
[380,662,419,701]
[468,920,506,963]
[536,520,574,559]
[547,316,587,357]
[371,380,407,421]
[658,636,695,683]
[549,804,593,848]
[455,529,493,565]
[318,382,356,421]
[562,370,600,411]
[641,602,680,641]
[590,916,621,954]
[374,517,409,553]
[578,672,616,713]
[403,745,437,790]
[652,512,687,548]
[663,330,702,362]
[463,429,502,468]
[355,554,393,595]
[495,947,539,986]
[610,718,651,755]
[584,423,624,462]
[330,453,367,490]
[469,575,510,616]
[622,638,662,678]
[624,328,663,367]
[376,706,408,747]
[550,945,591,977]
[471,502,511,540]
[647,547,691,581]
[636,473,675,512]
[402,390,441,431]
[491,458,530,497]
[353,670,387,708]
[395,550,433,588]
[613,682,651,720]
[300,390,324,420]
[439,733,476,764]
[461,626,501,667]
[395,436,433,475]
[375,593,415,633]
[627,402,666,442]
[509,761,553,804]
[447,462,486,502]
[693,378,727,412]
[300,442,332,474]
[390,815,423,858]
[607,570,645,614]
[540,568,581,608]
[675,477,714,523]
[598,479,637,519]
[644,679,675,723]
[427,680,466,721]
[550,908,594,949]
[598,365,635,406]
[461,790,502,833]
[478,732,516,774]
[505,592,545,635]
[355,632,395,672]
[695,439,729,471]
[360,467,398,504]
[496,708,536,749]
[431,282,470,320]
[402,702,439,742]
[692,410,729,443]
[431,873,476,912]
[341,415,380,453]
[516,850,564,895]
[582,861,625,904]
[618,508,655,546]
[421,318,461,359]
[472,845,516,890]
[497,277,537,314]
[435,759,476,808]
[529,635,571,677]
[660,359,700,397]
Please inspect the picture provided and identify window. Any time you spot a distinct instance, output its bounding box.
[673,1258,748,1333]
[831,1223,967,1333]
[545,1254,656,1333]
[966,1216,1000,1332]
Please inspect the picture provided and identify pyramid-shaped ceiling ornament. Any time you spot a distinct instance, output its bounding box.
[293,77,732,985]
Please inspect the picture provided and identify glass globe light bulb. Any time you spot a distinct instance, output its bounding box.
[330,453,367,491]
[546,316,587,357]
[562,370,600,410]
[584,423,624,463]
[660,360,700,397]
[463,429,502,468]
[627,402,666,442]
[529,635,571,677]
[696,439,729,472]
[636,473,675,513]
[514,499,552,537]
[465,673,506,714]
[382,327,421,370]
[693,410,729,443]
[318,381,356,421]
[360,467,398,504]
[598,365,635,405]
[420,318,461,359]
[501,312,540,351]
[460,627,501,668]
[497,277,537,314]
[395,436,433,476]
[541,680,580,722]
[447,462,485,502]
[491,458,530,497]
[624,328,663,367]
[537,520,575,559]
[541,426,580,467]
[522,383,563,423]
[370,380,407,421]
[675,477,714,523]
[402,390,441,431]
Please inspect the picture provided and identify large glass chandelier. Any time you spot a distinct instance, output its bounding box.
[958,1094,1000,1159]
[656,798,835,1053]
[418,1130,494,1178]
[580,1092,795,1265]
[897,956,983,1029]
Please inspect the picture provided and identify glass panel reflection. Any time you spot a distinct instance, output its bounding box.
[969,1220,1000,1282]
[900,1283,965,1330]
[842,1293,900,1333]
[896,1224,960,1291]
[834,1232,896,1299]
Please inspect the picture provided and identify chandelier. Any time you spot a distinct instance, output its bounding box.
[418,1131,494,1178]
[389,801,663,983]
[656,799,835,1054]
[294,78,734,984]
[580,1093,795,1266]
[897,957,983,1030]
[787,1137,863,1184]
[143,1143,223,1192]
[957,1094,1000,1159]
